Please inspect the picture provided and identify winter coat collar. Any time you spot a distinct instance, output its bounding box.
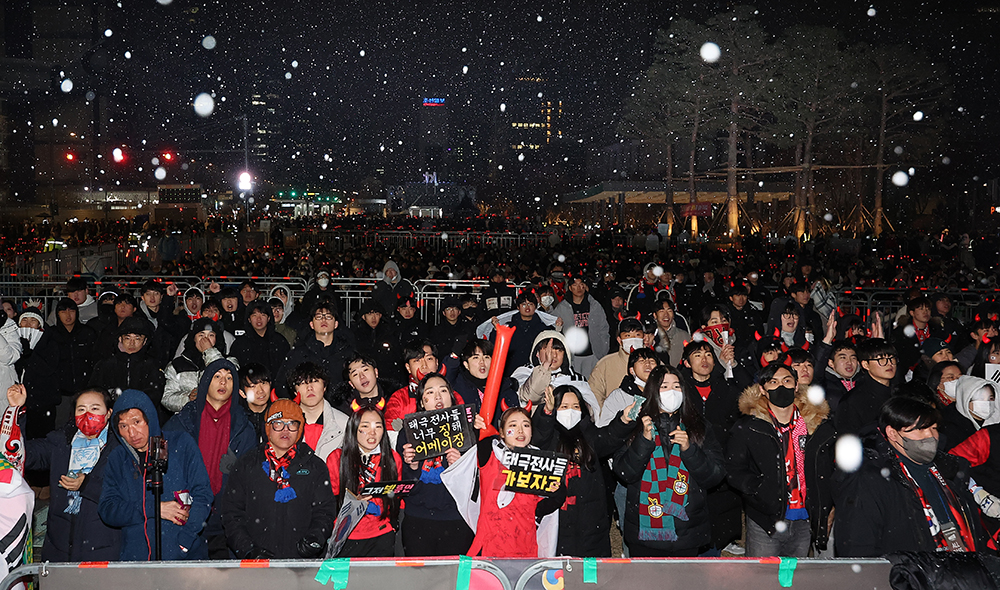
[737,382,829,435]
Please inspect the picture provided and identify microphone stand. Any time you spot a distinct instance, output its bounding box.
[145,435,169,560]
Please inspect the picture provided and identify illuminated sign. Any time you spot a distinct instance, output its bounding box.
[423,97,445,106]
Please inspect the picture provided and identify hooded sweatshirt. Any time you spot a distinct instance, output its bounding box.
[98,390,214,561]
[162,318,239,414]
[510,330,599,416]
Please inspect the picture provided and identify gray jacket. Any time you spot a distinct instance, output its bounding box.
[553,294,610,359]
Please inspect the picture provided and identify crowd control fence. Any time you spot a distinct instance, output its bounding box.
[0,556,893,590]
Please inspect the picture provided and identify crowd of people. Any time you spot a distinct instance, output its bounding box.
[1,237,1000,565]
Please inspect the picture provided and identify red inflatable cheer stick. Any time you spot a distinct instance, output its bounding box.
[479,322,516,439]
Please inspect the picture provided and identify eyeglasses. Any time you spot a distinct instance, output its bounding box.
[869,356,897,366]
[269,420,300,432]
[313,314,335,321]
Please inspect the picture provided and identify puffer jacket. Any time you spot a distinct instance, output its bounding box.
[0,316,23,415]
[162,319,238,413]
[726,382,836,548]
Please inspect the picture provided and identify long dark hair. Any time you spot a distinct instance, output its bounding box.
[970,339,1000,379]
[637,365,706,447]
[550,384,596,471]
[339,405,399,524]
[415,372,457,411]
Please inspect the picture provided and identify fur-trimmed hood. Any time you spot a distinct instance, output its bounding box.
[738,382,830,434]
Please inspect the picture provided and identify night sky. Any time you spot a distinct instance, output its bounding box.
[77,0,1000,196]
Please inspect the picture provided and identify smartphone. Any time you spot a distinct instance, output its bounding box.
[628,395,646,420]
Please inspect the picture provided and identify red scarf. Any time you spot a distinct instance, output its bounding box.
[198,398,232,495]
[936,389,955,407]
[264,443,298,502]
[898,460,976,552]
[771,408,808,514]
[914,323,930,344]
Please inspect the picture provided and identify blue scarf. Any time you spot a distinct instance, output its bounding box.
[65,426,109,514]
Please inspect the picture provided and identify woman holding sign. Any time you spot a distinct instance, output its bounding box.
[327,404,401,557]
[442,406,565,558]
[612,365,726,557]
[533,384,633,557]
[398,373,482,556]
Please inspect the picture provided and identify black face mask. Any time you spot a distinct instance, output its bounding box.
[767,385,796,408]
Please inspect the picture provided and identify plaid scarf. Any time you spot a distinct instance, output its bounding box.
[898,460,976,552]
[262,444,297,503]
[914,323,930,344]
[771,408,808,519]
[638,425,689,541]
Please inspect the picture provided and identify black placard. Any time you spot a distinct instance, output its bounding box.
[403,403,475,461]
[498,447,569,496]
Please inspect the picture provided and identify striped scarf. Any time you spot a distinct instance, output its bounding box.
[263,444,297,503]
[638,425,689,541]
[771,409,808,519]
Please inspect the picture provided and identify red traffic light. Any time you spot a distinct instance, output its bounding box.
[65,151,75,161]
[112,147,125,163]
[162,152,173,161]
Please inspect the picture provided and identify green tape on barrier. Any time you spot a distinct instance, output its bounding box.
[778,557,798,588]
[583,558,598,584]
[315,559,351,589]
[456,555,472,590]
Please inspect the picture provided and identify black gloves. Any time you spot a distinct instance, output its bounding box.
[245,545,275,560]
[296,535,325,558]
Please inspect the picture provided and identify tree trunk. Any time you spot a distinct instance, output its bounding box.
[688,98,701,237]
[727,99,740,238]
[873,88,888,237]
[794,142,805,238]
[665,142,675,236]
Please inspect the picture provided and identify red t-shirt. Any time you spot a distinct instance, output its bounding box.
[303,422,323,452]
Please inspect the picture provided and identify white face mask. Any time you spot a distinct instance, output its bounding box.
[556,408,582,430]
[659,389,684,413]
[634,377,647,390]
[317,277,330,288]
[943,379,958,399]
[971,400,993,420]
[622,338,644,354]
[540,295,555,308]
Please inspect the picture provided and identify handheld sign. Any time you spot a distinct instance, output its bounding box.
[986,364,1000,384]
[404,403,475,461]
[325,490,368,558]
[359,480,417,498]
[499,447,569,496]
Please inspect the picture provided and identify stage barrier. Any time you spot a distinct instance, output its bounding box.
[0,557,892,590]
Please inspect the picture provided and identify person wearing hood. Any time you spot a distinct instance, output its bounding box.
[533,383,631,557]
[165,358,257,558]
[99,389,214,561]
[137,280,184,365]
[269,297,297,347]
[84,291,119,339]
[292,270,340,336]
[553,274,610,378]
[14,304,45,379]
[371,260,414,324]
[268,284,296,323]
[512,331,599,417]
[162,318,239,414]
[237,363,271,442]
[612,365,726,557]
[937,374,1000,451]
[353,299,402,383]
[217,287,246,336]
[239,280,259,306]
[589,318,646,409]
[833,395,984,556]
[727,362,835,557]
[181,287,205,322]
[6,385,121,561]
[273,302,356,399]
[223,399,337,559]
[765,282,822,349]
[89,316,166,423]
[230,300,290,377]
[46,277,98,326]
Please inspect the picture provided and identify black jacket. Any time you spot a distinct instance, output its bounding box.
[679,367,741,450]
[42,320,98,397]
[24,421,121,561]
[430,317,474,360]
[352,319,402,383]
[274,329,357,398]
[613,414,726,553]
[89,343,166,421]
[533,408,630,557]
[726,384,836,547]
[229,306,291,376]
[833,431,985,557]
[835,372,893,436]
[222,441,338,558]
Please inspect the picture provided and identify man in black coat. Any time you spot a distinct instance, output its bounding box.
[223,399,337,559]
[430,296,473,364]
[136,280,185,365]
[273,302,356,399]
[229,300,290,376]
[88,316,166,419]
[834,396,985,556]
[352,299,402,384]
[836,338,897,436]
